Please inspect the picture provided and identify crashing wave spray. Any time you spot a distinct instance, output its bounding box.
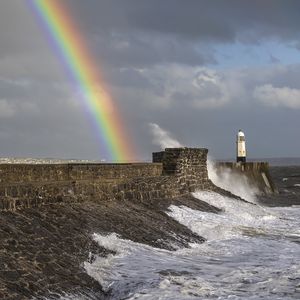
[168,191,274,241]
[207,158,259,203]
[82,204,300,300]
[148,123,258,202]
[149,123,183,149]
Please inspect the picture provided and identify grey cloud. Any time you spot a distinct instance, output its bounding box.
[0,99,16,118]
[89,31,216,69]
[0,1,300,160]
[110,66,242,110]
[254,84,300,109]
[53,0,300,71]
[269,54,281,64]
[71,0,300,43]
[0,78,99,159]
[108,63,300,158]
[0,1,65,81]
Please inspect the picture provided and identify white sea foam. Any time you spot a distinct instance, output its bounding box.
[84,233,171,293]
[166,191,278,242]
[84,219,300,299]
[207,158,259,203]
[80,176,300,299]
[193,191,270,219]
[80,192,300,300]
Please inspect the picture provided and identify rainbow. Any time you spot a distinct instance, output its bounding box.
[28,0,135,161]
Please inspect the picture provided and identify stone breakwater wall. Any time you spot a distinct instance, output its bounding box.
[216,162,277,194]
[0,148,215,212]
[0,163,163,183]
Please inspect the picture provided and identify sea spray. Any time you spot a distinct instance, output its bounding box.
[167,191,278,241]
[84,204,300,299]
[84,233,181,298]
[149,123,183,149]
[207,158,259,203]
[148,124,262,203]
[82,191,300,299]
[82,162,300,299]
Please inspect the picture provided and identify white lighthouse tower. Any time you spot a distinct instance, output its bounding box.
[236,129,246,163]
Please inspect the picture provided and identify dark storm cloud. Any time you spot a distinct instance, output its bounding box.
[70,0,300,43]
[0,0,300,159]
[65,0,300,69]
[89,32,216,68]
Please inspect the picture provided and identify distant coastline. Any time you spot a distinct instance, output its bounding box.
[250,157,300,166]
[217,157,300,166]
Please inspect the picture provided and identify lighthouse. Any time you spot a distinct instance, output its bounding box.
[236,129,246,163]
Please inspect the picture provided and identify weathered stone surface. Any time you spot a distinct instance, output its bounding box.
[0,205,109,299]
[0,163,162,184]
[0,148,264,298]
[0,148,215,212]
[0,194,213,299]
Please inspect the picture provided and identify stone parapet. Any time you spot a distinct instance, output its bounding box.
[0,148,212,212]
[0,149,275,212]
[0,163,162,184]
[153,148,211,191]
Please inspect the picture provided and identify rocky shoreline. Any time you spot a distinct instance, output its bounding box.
[0,191,223,299]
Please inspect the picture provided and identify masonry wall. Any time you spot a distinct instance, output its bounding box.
[0,162,164,211]
[0,148,213,212]
[153,148,211,191]
[0,163,163,184]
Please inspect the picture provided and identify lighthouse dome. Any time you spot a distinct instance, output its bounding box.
[238,130,245,137]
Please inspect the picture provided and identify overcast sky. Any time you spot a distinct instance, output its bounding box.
[0,0,300,160]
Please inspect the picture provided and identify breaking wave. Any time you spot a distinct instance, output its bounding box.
[81,191,300,299]
[207,159,259,203]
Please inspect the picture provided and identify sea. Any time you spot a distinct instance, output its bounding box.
[2,157,299,300]
[82,162,300,300]
[83,203,300,300]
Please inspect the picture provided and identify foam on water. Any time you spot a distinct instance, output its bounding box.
[81,192,300,299]
[84,233,300,299]
[84,233,172,293]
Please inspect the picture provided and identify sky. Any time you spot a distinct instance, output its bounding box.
[0,0,300,160]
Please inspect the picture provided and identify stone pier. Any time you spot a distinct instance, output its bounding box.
[0,148,215,212]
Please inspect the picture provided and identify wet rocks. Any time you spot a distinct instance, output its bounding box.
[0,192,219,299]
[0,148,227,298]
